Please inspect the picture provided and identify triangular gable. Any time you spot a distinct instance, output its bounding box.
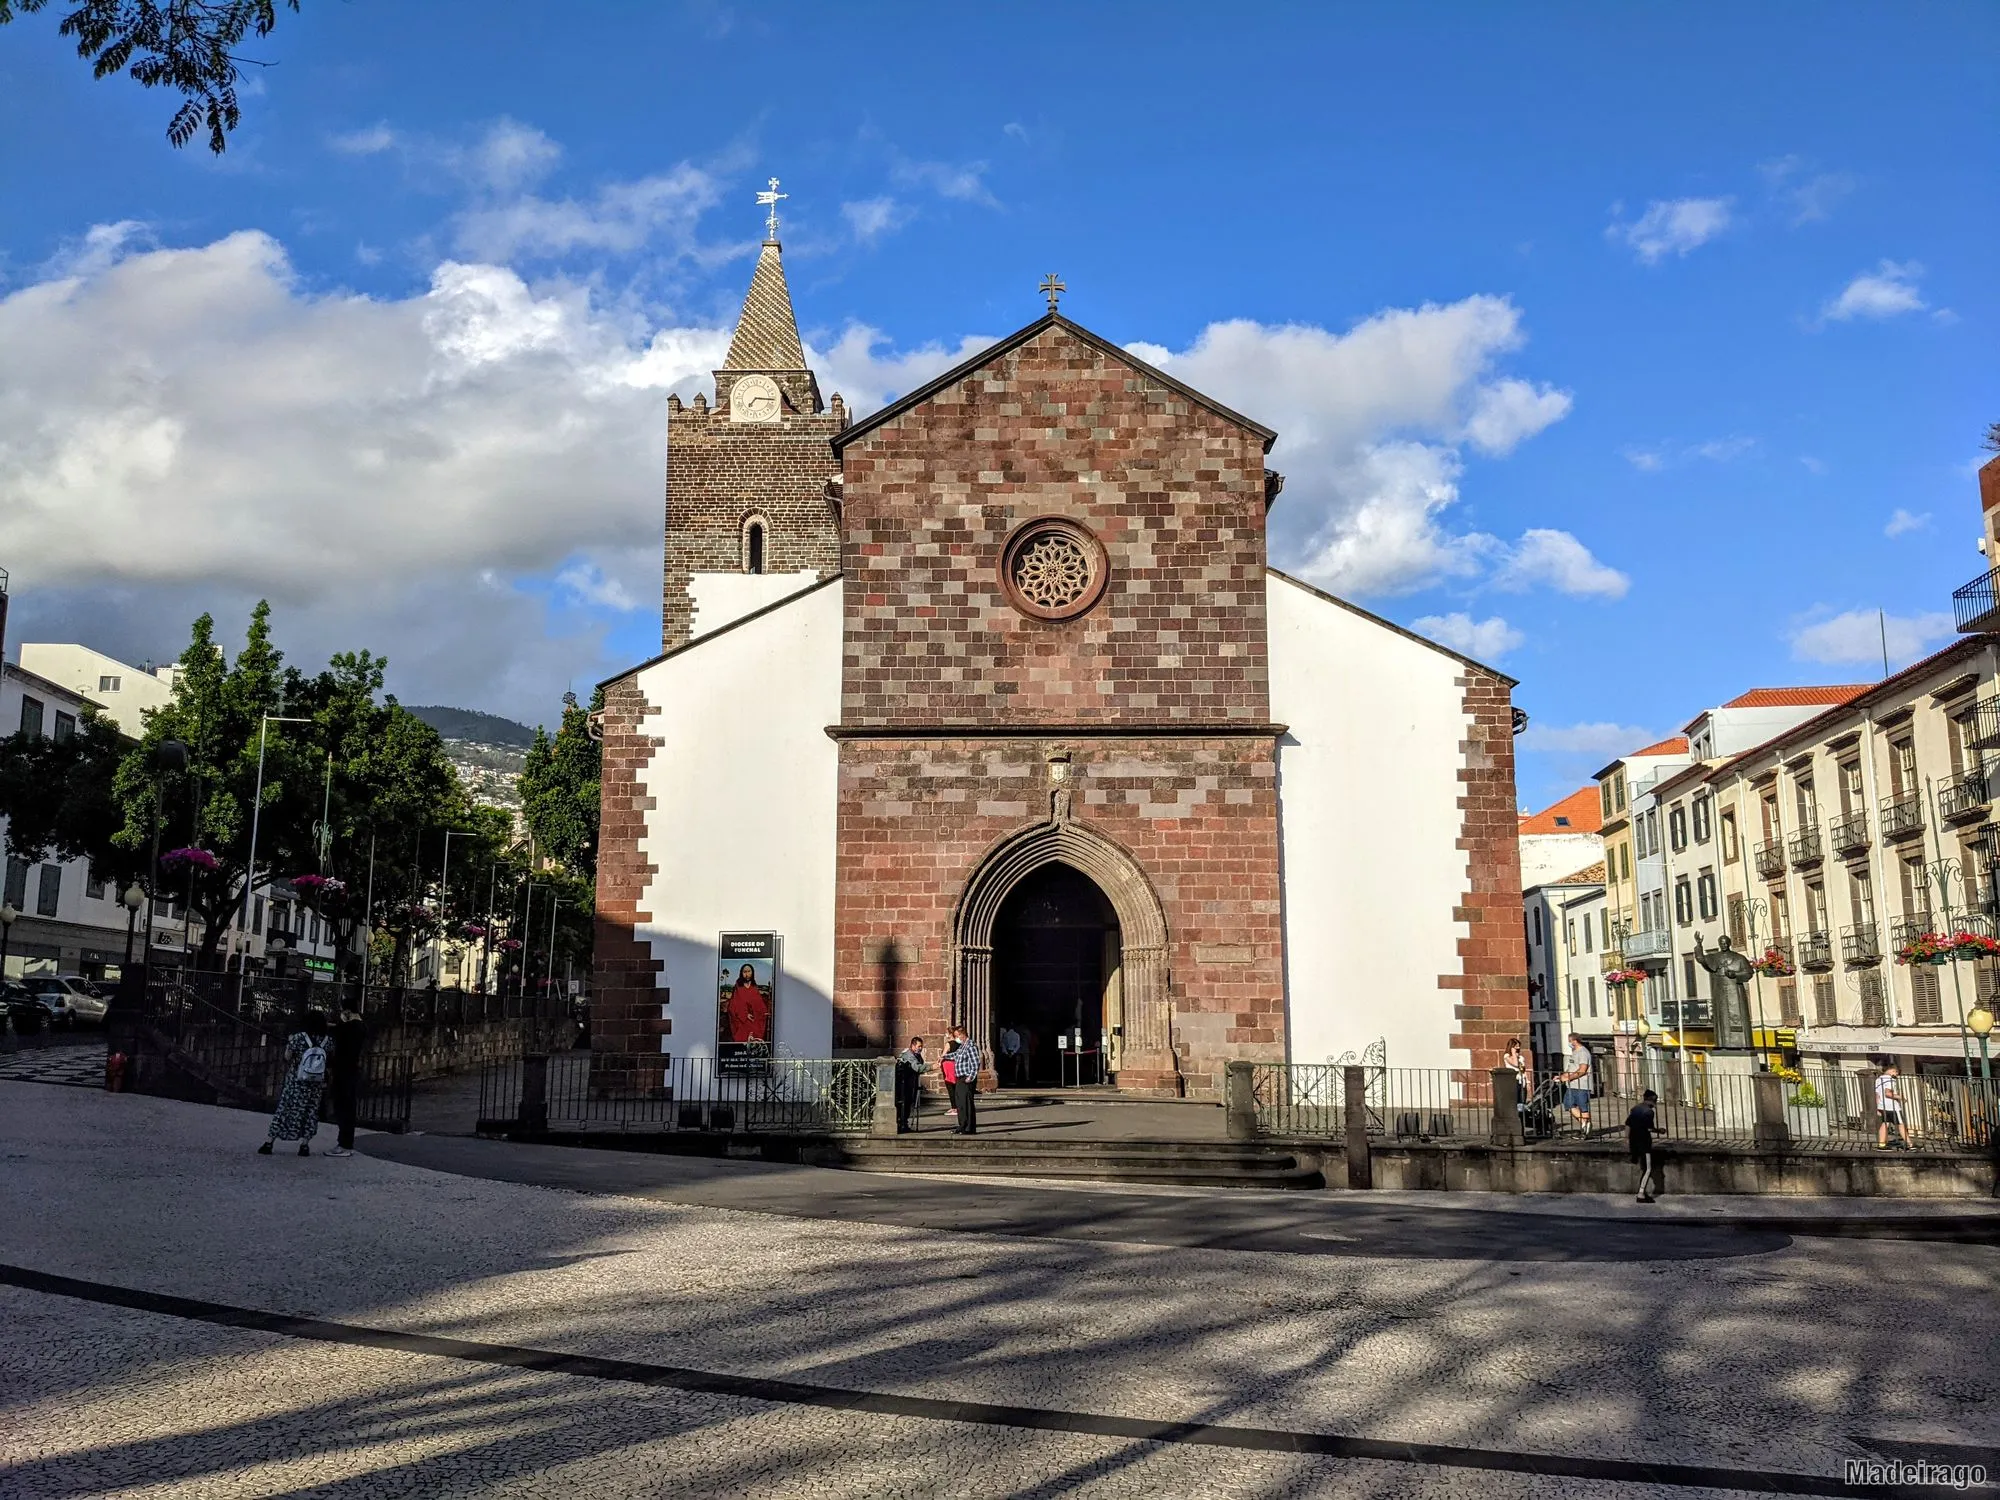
[831,312,1278,454]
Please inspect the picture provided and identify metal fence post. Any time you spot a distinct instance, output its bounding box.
[1224,1061,1257,1140]
[1490,1067,1524,1145]
[1752,1071,1789,1147]
[519,1053,548,1133]
[1343,1063,1373,1189]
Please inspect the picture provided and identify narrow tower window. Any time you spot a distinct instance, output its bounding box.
[746,520,765,574]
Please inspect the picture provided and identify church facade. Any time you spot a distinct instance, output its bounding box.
[592,228,1528,1099]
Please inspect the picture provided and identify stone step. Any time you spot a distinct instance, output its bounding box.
[804,1138,1324,1188]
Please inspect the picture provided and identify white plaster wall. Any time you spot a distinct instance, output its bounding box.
[633,582,842,1065]
[1519,832,1604,889]
[687,572,822,640]
[1267,573,1474,1071]
[18,643,172,738]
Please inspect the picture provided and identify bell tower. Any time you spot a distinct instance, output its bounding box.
[661,181,845,650]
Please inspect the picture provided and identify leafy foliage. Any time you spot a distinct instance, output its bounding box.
[0,707,141,889]
[518,689,601,877]
[0,0,299,152]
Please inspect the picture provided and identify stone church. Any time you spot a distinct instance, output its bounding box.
[592,210,1527,1099]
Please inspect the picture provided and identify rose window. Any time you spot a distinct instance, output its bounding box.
[999,518,1108,621]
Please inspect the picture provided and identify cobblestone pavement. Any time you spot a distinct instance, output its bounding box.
[0,1037,103,1088]
[3,1082,1998,1498]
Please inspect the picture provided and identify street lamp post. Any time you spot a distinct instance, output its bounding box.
[121,883,145,966]
[0,901,16,979]
[1920,852,1979,1083]
[1969,1004,1994,1083]
[1743,897,1774,1070]
[435,830,469,990]
[239,715,310,991]
[143,739,189,979]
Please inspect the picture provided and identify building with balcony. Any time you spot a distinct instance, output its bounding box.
[1704,633,2000,1074]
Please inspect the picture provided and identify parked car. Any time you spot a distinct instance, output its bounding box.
[24,974,109,1026]
[1,979,48,1038]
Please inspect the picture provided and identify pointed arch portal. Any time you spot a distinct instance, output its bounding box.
[951,821,1176,1091]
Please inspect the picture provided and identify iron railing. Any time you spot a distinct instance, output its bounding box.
[479,1051,880,1135]
[1797,930,1833,970]
[1890,912,1935,949]
[1968,697,2000,752]
[1623,927,1673,962]
[1841,922,1881,965]
[1829,810,1870,857]
[1788,826,1824,868]
[1753,840,1788,880]
[1952,565,2000,632]
[1881,792,1926,842]
[1937,768,1991,823]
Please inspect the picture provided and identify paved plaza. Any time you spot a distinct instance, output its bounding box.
[3,1081,1999,1497]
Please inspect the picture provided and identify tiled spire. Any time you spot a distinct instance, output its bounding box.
[722,238,809,372]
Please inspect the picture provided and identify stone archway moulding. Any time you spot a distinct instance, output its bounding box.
[949,818,1177,1091]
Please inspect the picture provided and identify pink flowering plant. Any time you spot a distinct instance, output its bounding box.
[1895,931,1951,965]
[160,846,218,873]
[1604,968,1647,987]
[1751,946,1795,978]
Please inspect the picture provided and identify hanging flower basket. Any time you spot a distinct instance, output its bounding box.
[497,938,523,952]
[1751,947,1795,978]
[461,922,489,939]
[1604,968,1647,987]
[1895,932,1952,965]
[1948,930,2000,960]
[160,847,218,873]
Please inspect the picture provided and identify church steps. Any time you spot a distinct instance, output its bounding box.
[803,1138,1324,1189]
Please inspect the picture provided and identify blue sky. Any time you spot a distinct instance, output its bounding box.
[0,3,1993,808]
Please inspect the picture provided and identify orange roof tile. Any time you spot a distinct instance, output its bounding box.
[1719,685,1870,710]
[1555,861,1607,885]
[1628,735,1691,757]
[1518,786,1604,835]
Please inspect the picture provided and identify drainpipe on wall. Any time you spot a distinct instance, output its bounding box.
[1856,705,1897,1029]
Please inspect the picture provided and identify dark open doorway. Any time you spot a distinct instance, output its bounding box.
[991,862,1120,1086]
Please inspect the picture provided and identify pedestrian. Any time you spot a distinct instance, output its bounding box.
[257,1013,330,1157]
[323,1004,367,1158]
[1561,1032,1594,1134]
[1876,1061,1913,1151]
[998,1025,1023,1084]
[1502,1037,1532,1128]
[943,1025,981,1136]
[1627,1087,1662,1202]
[895,1034,928,1134]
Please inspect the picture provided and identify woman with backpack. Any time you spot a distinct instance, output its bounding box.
[258,1012,330,1157]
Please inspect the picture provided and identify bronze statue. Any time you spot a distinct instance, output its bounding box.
[1693,931,1755,1049]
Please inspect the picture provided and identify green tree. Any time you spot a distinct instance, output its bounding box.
[518,689,601,877]
[0,0,299,152]
[0,708,141,888]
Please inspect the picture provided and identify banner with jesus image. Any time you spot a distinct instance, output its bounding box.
[716,932,778,1075]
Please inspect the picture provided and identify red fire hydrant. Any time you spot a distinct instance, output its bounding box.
[105,1051,127,1092]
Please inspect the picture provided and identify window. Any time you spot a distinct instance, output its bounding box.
[1693,796,1712,844]
[744,518,766,575]
[1553,815,1571,828]
[1588,977,1599,1016]
[253,897,264,936]
[1839,759,1864,815]
[36,864,59,917]
[1673,877,1693,926]
[1697,871,1719,922]
[1727,893,1747,945]
[1813,975,1837,1026]
[1720,810,1738,861]
[1951,712,1976,774]
[1900,855,1929,920]
[1615,776,1627,812]
[1858,969,1886,1025]
[310,914,322,945]
[98,674,121,692]
[1669,806,1688,852]
[3,856,25,909]
[1569,976,1579,1011]
[1850,869,1875,927]
[1532,908,1543,946]
[1890,737,1917,797]
[1683,955,1700,1001]
[1777,979,1800,1027]
[1600,783,1613,820]
[1565,919,1575,954]
[1912,966,1942,1025]
[1795,777,1816,826]
[85,865,106,901]
[1600,909,1611,948]
[53,711,76,743]
[18,695,43,738]
[1620,844,1632,881]
[1582,916,1594,953]
[1806,882,1829,934]
[1760,794,1781,842]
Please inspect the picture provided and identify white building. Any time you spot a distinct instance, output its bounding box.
[19,643,179,739]
[1524,862,1605,1062]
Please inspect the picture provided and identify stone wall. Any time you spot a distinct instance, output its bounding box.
[591,673,665,1092]
[1448,670,1531,1072]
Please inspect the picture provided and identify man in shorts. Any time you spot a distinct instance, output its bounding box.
[1561,1032,1595,1133]
[1876,1060,1913,1150]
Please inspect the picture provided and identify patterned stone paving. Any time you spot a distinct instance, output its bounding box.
[0,1038,103,1088]
[3,1080,1997,1498]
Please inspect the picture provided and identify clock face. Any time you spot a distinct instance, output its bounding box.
[730,374,781,424]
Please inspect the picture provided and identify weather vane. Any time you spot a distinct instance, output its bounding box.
[1040,272,1066,313]
[756,177,787,241]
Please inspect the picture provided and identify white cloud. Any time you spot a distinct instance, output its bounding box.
[813,324,996,414]
[1821,260,1927,322]
[1788,607,1952,666]
[1002,122,1029,143]
[891,157,998,207]
[1761,156,1855,225]
[461,118,563,194]
[1609,197,1733,263]
[1799,455,1829,476]
[1494,529,1630,599]
[1411,612,1524,660]
[1622,447,1664,472]
[555,560,640,611]
[453,162,721,261]
[841,197,906,244]
[1623,436,1754,470]
[1518,722,1660,757]
[329,122,397,156]
[1884,508,1930,538]
[1127,297,1587,597]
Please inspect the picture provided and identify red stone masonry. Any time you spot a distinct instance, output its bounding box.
[591,674,666,1093]
[1446,670,1531,1071]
